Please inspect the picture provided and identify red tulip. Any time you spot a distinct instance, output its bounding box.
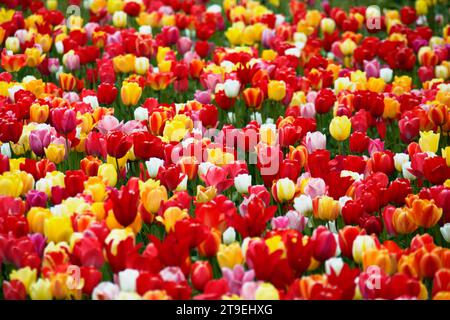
[71,236,104,269]
[315,88,336,114]
[0,118,23,143]
[199,104,218,128]
[311,226,338,262]
[342,200,364,225]
[106,131,132,159]
[349,131,370,153]
[80,266,102,295]
[370,151,394,176]
[423,156,450,185]
[64,170,86,197]
[105,177,140,227]
[132,131,164,160]
[338,226,361,258]
[97,83,118,105]
[2,280,26,300]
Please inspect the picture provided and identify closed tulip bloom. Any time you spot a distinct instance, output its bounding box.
[134,57,150,75]
[352,235,377,264]
[98,163,118,187]
[339,38,357,56]
[272,178,296,203]
[293,194,313,215]
[242,87,264,110]
[234,173,252,194]
[113,11,128,28]
[440,223,450,243]
[51,107,77,135]
[320,18,336,34]
[121,81,142,106]
[140,179,167,214]
[59,73,77,91]
[313,196,340,221]
[30,103,50,123]
[419,131,440,153]
[217,242,244,269]
[305,131,326,153]
[27,207,51,234]
[84,177,107,202]
[410,198,443,228]
[394,153,409,172]
[362,248,396,275]
[267,80,286,101]
[44,143,66,164]
[329,116,351,141]
[44,215,73,243]
[0,172,23,197]
[392,207,418,234]
[223,79,240,98]
[5,37,20,53]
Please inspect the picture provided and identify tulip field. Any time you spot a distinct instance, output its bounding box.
[0,0,450,301]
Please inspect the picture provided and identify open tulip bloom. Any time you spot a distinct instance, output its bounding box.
[0,0,450,302]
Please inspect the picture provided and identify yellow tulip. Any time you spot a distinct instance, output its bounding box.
[419,131,440,153]
[44,143,66,164]
[30,278,53,300]
[98,163,117,187]
[163,119,189,142]
[140,179,168,214]
[27,207,52,234]
[217,242,244,269]
[10,267,37,294]
[261,49,278,61]
[442,147,450,167]
[274,178,296,203]
[329,115,352,141]
[339,38,357,56]
[44,215,73,243]
[415,0,428,15]
[383,97,400,119]
[113,54,135,73]
[267,80,286,101]
[313,196,340,221]
[255,283,280,300]
[84,177,107,202]
[0,171,23,197]
[156,207,188,232]
[25,47,45,67]
[121,81,142,106]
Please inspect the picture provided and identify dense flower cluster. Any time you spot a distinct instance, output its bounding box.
[0,0,449,300]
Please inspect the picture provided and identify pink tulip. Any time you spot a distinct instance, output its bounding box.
[305,131,326,153]
[29,129,52,157]
[304,177,326,199]
[96,115,123,134]
[368,138,385,156]
[301,102,316,119]
[177,37,193,55]
[363,59,380,78]
[203,166,233,192]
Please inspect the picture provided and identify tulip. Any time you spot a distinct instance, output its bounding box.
[267,80,286,101]
[156,207,189,232]
[313,196,340,221]
[2,280,27,300]
[440,223,450,243]
[135,57,150,75]
[140,179,168,214]
[362,248,396,275]
[59,73,77,91]
[44,215,73,243]
[191,261,213,292]
[272,178,296,203]
[121,81,142,106]
[97,83,118,105]
[312,226,340,262]
[223,79,241,98]
[329,116,351,141]
[29,279,52,300]
[410,198,443,228]
[44,143,66,164]
[92,282,120,300]
[5,37,20,53]
[242,87,264,110]
[118,269,139,293]
[98,163,118,187]
[305,131,326,153]
[0,172,23,197]
[217,242,244,269]
[320,18,336,34]
[234,173,251,194]
[29,129,52,157]
[9,267,37,295]
[30,103,50,123]
[392,208,418,234]
[112,11,127,28]
[1,51,26,72]
[419,131,440,153]
[84,177,107,202]
[352,235,377,264]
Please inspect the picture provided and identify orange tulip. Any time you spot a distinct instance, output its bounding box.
[59,73,77,91]
[409,198,442,229]
[1,50,26,72]
[392,207,418,234]
[362,248,396,274]
[147,72,174,91]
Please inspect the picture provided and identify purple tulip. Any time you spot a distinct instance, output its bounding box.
[26,190,48,209]
[363,59,380,78]
[29,129,52,157]
[28,233,46,257]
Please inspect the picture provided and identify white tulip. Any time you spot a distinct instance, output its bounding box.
[223,227,236,245]
[380,68,393,83]
[402,161,417,180]
[440,223,450,243]
[145,158,164,178]
[82,95,99,110]
[325,257,344,275]
[223,79,241,98]
[92,282,120,300]
[134,106,149,121]
[293,194,313,215]
[234,173,252,194]
[118,269,139,292]
[394,153,409,172]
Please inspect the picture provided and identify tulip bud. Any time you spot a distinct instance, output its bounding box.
[222,227,236,245]
[191,261,213,292]
[379,68,393,83]
[118,269,139,293]
[223,79,240,98]
[272,178,296,203]
[5,37,20,53]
